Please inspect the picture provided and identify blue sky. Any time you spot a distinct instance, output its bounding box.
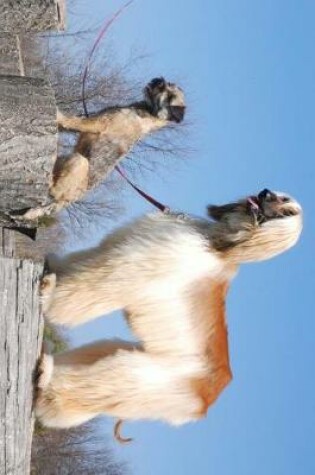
[61,1,315,474]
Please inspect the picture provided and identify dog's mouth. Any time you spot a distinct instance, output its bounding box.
[247,189,299,222]
[168,105,185,123]
[144,77,186,123]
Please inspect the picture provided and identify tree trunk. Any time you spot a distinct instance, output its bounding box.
[0,0,66,33]
[0,75,57,226]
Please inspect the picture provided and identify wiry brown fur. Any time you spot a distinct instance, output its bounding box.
[17,78,185,222]
[36,190,302,436]
[53,78,185,198]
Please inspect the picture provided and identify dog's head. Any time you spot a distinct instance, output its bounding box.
[207,189,303,262]
[144,77,186,123]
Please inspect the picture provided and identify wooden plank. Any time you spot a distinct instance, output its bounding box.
[19,35,47,79]
[0,0,66,33]
[0,33,48,80]
[0,2,64,474]
[0,228,49,263]
[0,257,44,475]
[0,228,15,258]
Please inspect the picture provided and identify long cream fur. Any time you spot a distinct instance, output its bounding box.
[36,191,302,431]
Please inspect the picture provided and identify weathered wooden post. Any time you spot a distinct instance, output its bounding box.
[0,2,65,473]
[0,0,65,33]
[0,255,44,474]
[0,75,56,219]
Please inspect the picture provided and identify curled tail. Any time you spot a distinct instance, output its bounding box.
[114,419,133,444]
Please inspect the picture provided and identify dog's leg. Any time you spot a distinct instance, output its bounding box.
[35,345,202,429]
[44,246,135,326]
[44,272,123,326]
[54,339,140,365]
[40,273,57,314]
[10,202,63,222]
[57,110,105,134]
[50,153,90,204]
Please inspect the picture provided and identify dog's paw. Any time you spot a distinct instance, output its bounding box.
[40,273,56,293]
[9,208,39,222]
[36,353,54,390]
[40,273,56,313]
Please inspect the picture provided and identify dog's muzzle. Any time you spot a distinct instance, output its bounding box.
[248,189,299,221]
[168,105,185,123]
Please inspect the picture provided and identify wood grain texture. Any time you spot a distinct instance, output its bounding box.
[0,0,66,33]
[0,227,54,263]
[0,2,63,473]
[0,257,44,475]
[0,35,21,76]
[0,33,48,79]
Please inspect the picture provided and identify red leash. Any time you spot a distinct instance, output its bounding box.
[82,0,135,117]
[81,1,169,213]
[115,165,169,213]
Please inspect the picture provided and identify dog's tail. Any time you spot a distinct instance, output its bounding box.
[114,419,133,444]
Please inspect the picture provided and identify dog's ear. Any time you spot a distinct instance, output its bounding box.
[207,205,222,221]
[144,78,167,106]
[207,204,233,221]
[207,202,245,221]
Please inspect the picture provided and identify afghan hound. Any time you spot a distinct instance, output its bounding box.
[36,189,302,432]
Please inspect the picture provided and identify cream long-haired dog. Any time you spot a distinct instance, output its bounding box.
[36,189,302,434]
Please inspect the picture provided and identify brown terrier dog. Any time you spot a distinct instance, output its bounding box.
[20,78,185,220]
[52,77,185,202]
